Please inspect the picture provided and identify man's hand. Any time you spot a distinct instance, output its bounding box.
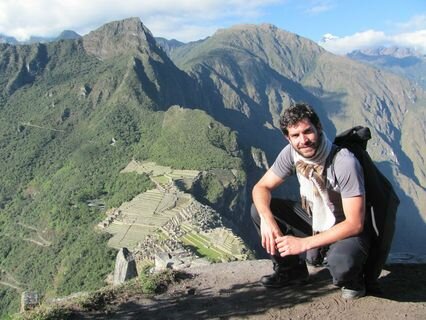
[252,168,286,256]
[275,235,307,257]
[260,218,283,256]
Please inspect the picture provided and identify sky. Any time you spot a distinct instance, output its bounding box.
[0,0,425,55]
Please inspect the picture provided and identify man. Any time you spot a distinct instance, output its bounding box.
[251,103,371,299]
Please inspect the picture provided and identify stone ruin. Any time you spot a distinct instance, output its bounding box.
[97,208,122,229]
[20,291,40,312]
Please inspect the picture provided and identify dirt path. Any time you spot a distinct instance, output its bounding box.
[73,260,426,319]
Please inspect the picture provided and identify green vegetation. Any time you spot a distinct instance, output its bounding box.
[197,173,226,204]
[148,106,242,170]
[0,37,245,317]
[11,305,72,320]
[138,262,178,295]
[181,233,227,262]
[105,172,154,208]
[178,224,237,262]
[12,265,184,320]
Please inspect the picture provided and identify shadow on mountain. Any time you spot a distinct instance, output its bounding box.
[377,125,424,188]
[191,62,339,165]
[378,161,426,255]
[73,269,333,320]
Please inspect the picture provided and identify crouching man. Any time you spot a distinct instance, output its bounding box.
[251,103,371,299]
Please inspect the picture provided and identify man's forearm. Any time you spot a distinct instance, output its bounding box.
[252,184,274,221]
[276,195,365,257]
[303,219,364,251]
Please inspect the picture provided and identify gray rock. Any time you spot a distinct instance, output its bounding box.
[113,248,138,285]
[154,251,211,272]
[154,252,175,272]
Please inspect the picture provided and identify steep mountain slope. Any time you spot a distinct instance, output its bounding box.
[0,18,244,316]
[169,24,426,255]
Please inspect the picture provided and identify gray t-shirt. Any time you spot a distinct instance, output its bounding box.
[271,145,365,224]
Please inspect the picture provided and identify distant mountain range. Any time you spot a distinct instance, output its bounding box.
[347,47,426,89]
[3,28,425,90]
[0,30,81,44]
[0,17,425,316]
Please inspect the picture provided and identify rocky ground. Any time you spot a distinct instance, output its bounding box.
[72,260,425,320]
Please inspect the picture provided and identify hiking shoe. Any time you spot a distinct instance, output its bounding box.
[341,285,366,300]
[261,264,309,288]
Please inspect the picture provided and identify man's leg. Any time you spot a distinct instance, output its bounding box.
[251,198,312,287]
[326,234,370,299]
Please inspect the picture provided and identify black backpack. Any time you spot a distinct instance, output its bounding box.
[333,126,400,285]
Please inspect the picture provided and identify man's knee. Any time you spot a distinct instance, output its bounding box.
[327,244,367,285]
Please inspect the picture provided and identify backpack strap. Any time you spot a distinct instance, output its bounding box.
[325,144,340,167]
[325,144,340,186]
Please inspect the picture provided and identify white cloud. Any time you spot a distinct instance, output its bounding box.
[143,15,218,42]
[319,14,426,55]
[0,0,283,42]
[396,14,426,31]
[305,0,334,15]
[392,30,426,53]
[319,30,388,54]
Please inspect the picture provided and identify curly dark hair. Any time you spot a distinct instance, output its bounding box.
[279,103,321,136]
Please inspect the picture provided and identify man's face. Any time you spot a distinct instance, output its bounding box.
[286,118,321,158]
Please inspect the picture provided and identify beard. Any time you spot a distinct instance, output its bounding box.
[293,133,322,159]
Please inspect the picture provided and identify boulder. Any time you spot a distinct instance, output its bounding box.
[113,248,138,285]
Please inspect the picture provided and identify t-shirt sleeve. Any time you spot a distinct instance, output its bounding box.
[270,145,295,179]
[334,149,365,198]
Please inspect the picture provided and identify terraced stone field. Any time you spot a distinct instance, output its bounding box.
[101,161,249,262]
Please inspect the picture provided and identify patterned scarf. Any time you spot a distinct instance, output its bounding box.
[292,132,334,232]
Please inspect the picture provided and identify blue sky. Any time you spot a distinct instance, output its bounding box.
[0,0,425,54]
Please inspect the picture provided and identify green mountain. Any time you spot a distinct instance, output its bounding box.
[0,18,244,315]
[0,18,425,316]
